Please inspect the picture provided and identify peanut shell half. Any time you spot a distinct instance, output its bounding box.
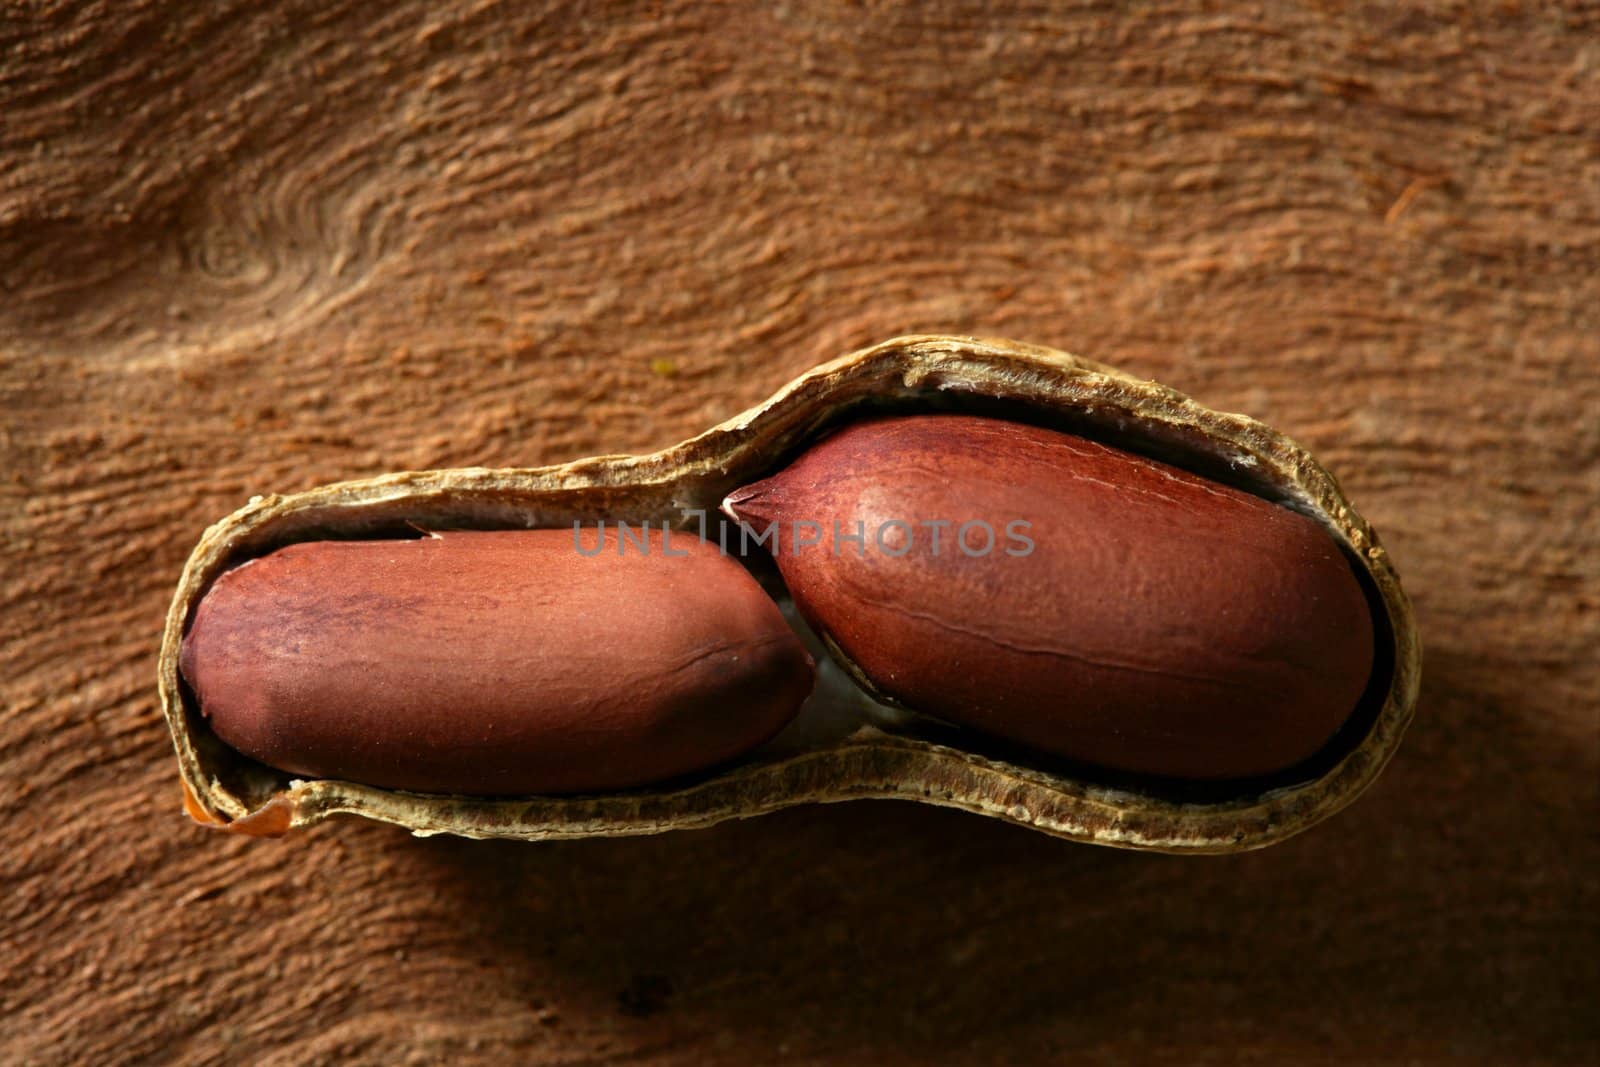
[158,335,1418,852]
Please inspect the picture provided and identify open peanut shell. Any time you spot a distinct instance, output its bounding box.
[158,335,1419,852]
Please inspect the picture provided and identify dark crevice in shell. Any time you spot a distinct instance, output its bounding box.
[744,389,1305,511]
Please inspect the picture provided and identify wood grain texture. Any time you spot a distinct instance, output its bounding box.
[2,1,1596,1064]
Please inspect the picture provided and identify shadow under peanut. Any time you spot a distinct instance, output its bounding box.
[399,644,1595,1062]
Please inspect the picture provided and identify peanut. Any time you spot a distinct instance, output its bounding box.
[723,414,1375,780]
[179,528,814,795]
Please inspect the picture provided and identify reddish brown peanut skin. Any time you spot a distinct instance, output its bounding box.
[724,415,1375,780]
[180,528,814,795]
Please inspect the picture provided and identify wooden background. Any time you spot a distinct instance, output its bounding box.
[3,2,1596,1063]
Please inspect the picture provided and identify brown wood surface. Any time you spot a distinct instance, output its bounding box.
[3,2,1597,1064]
